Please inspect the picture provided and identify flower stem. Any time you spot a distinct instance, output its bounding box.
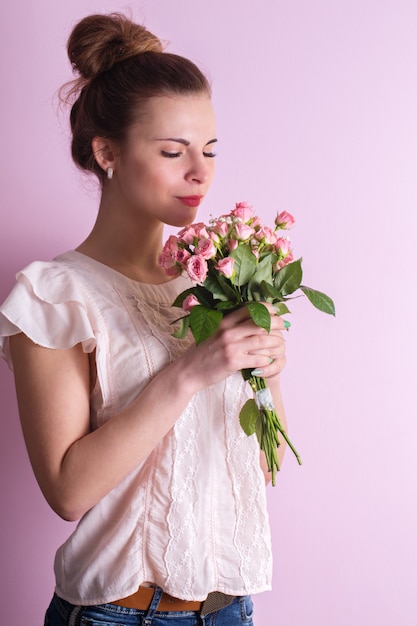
[249,375,302,485]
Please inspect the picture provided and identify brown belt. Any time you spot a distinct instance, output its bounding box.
[111,587,236,615]
[112,586,202,612]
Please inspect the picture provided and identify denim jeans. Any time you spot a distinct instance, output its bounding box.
[44,589,254,626]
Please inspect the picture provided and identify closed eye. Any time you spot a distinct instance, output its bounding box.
[161,150,216,158]
[161,151,182,158]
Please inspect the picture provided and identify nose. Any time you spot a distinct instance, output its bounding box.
[185,155,213,185]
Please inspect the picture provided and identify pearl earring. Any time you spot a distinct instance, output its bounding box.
[107,167,114,180]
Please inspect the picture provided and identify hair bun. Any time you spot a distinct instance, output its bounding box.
[67,13,163,79]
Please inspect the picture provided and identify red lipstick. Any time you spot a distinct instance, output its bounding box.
[176,196,203,207]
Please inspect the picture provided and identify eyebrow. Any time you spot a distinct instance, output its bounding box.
[156,138,218,147]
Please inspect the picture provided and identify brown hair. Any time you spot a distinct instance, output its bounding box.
[63,13,211,181]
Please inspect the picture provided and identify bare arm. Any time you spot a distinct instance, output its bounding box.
[10,308,287,521]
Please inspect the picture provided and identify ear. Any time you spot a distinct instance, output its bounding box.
[92,137,117,173]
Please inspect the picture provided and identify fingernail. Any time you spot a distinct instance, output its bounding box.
[284,320,291,329]
[251,368,263,376]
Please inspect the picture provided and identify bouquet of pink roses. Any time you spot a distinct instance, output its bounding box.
[159,201,335,485]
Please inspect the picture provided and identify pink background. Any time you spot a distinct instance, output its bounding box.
[1,1,416,624]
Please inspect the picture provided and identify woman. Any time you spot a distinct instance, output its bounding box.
[0,13,288,626]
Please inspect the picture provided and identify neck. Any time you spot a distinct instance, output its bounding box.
[76,194,171,284]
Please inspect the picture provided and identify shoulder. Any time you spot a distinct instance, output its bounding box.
[0,252,98,364]
[15,252,88,303]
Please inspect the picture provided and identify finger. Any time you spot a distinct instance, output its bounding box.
[269,312,291,332]
[248,329,285,353]
[248,329,286,373]
[251,352,287,378]
[218,307,252,329]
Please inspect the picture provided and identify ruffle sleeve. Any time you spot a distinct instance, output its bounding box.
[0,260,97,369]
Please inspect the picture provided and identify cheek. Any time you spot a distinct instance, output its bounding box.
[208,160,216,184]
[146,162,178,190]
[120,164,161,199]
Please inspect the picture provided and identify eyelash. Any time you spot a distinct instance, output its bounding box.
[161,151,217,159]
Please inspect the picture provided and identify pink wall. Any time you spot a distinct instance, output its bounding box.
[1,1,416,624]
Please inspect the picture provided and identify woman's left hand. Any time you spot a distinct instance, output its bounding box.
[247,304,288,380]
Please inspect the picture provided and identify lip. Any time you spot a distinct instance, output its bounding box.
[176,195,203,207]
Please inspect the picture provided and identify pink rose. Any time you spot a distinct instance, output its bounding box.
[159,251,182,277]
[255,226,278,246]
[158,251,178,272]
[228,238,239,252]
[197,238,217,260]
[208,230,220,244]
[182,294,200,312]
[234,223,255,241]
[178,225,198,245]
[276,237,292,257]
[275,211,295,230]
[276,251,294,270]
[211,220,230,239]
[159,235,180,263]
[231,201,254,223]
[216,257,235,278]
[164,234,180,252]
[186,255,208,283]
[193,223,210,239]
[175,248,191,266]
[158,251,170,269]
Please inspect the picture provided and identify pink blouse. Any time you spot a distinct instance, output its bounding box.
[0,250,272,605]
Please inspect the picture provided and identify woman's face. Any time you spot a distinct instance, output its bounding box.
[112,93,217,228]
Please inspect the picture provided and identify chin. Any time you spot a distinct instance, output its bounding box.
[168,210,199,228]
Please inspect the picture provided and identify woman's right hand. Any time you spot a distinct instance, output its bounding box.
[178,306,288,393]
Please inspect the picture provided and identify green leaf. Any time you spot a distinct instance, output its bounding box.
[241,368,253,382]
[172,288,197,308]
[259,281,284,302]
[251,254,274,285]
[214,300,238,311]
[194,286,215,308]
[189,306,223,344]
[216,273,240,302]
[259,250,278,264]
[239,399,260,436]
[172,315,190,339]
[203,270,238,302]
[272,302,291,316]
[172,285,214,309]
[274,258,303,296]
[300,285,336,316]
[203,272,228,301]
[229,245,257,287]
[245,301,271,332]
[247,255,274,300]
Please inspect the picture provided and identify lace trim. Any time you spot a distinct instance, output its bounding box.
[224,377,272,589]
[164,397,200,596]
